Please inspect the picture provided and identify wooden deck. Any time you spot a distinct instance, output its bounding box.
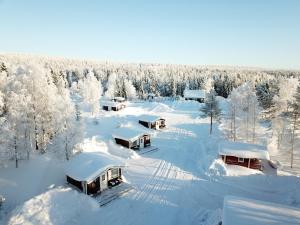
[96,182,133,206]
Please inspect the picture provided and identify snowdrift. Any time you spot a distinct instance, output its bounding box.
[8,188,99,225]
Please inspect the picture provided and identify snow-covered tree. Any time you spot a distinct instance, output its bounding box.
[124,79,137,100]
[204,77,214,92]
[79,70,102,115]
[224,82,261,143]
[105,73,117,99]
[200,90,221,134]
[288,85,300,168]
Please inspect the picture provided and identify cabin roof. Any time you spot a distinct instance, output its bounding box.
[113,127,149,142]
[139,115,162,123]
[112,97,126,102]
[222,195,300,225]
[184,89,206,99]
[219,141,270,160]
[65,152,122,182]
[102,101,122,107]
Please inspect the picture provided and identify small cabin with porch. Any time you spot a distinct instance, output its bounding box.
[113,127,151,150]
[138,115,166,130]
[222,195,300,225]
[102,99,126,111]
[183,89,206,103]
[111,97,126,103]
[147,93,156,101]
[219,141,270,170]
[65,152,123,195]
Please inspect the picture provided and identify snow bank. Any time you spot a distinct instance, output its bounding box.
[222,195,300,225]
[8,188,99,225]
[207,159,228,176]
[107,140,140,159]
[150,103,173,113]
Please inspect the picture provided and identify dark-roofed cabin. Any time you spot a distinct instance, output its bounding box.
[102,100,126,111]
[219,141,270,171]
[183,89,206,103]
[113,128,151,150]
[65,152,123,195]
[138,115,166,130]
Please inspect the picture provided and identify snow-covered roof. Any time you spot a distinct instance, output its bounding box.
[102,101,122,107]
[113,127,148,142]
[65,152,123,182]
[139,115,162,123]
[219,141,270,160]
[112,97,125,102]
[222,195,300,225]
[184,89,206,99]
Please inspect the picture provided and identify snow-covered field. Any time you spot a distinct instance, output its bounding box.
[1,100,300,225]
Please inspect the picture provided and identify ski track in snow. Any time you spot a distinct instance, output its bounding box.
[2,100,300,225]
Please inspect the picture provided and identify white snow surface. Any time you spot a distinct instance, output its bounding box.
[138,114,162,123]
[222,195,300,225]
[102,100,123,107]
[219,141,270,160]
[112,127,149,142]
[65,152,123,182]
[184,89,206,99]
[8,188,100,225]
[2,99,300,225]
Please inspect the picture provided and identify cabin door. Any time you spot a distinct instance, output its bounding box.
[100,172,108,191]
[155,121,159,129]
[140,137,144,148]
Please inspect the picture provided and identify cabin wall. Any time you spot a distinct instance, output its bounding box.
[139,120,150,128]
[221,155,262,170]
[67,176,83,191]
[115,138,130,148]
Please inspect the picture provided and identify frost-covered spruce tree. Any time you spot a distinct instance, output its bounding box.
[200,89,221,135]
[288,84,300,168]
[105,73,117,99]
[79,70,102,116]
[255,80,278,119]
[272,77,299,151]
[52,77,83,160]
[124,79,137,100]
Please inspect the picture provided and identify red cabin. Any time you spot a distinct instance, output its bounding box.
[219,141,270,170]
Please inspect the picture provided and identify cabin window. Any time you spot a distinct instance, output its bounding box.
[238,158,244,163]
[102,175,106,181]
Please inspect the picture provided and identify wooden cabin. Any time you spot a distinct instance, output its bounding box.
[222,195,300,225]
[111,97,126,103]
[138,115,166,130]
[102,100,126,111]
[113,127,151,150]
[0,195,4,209]
[65,152,123,195]
[183,89,206,103]
[219,141,270,170]
[147,93,156,101]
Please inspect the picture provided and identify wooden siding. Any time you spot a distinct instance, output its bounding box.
[67,175,83,191]
[221,155,262,170]
[139,120,150,128]
[115,138,130,148]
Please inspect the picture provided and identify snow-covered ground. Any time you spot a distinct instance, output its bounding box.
[1,100,300,225]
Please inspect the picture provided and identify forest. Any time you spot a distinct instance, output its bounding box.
[0,53,299,168]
